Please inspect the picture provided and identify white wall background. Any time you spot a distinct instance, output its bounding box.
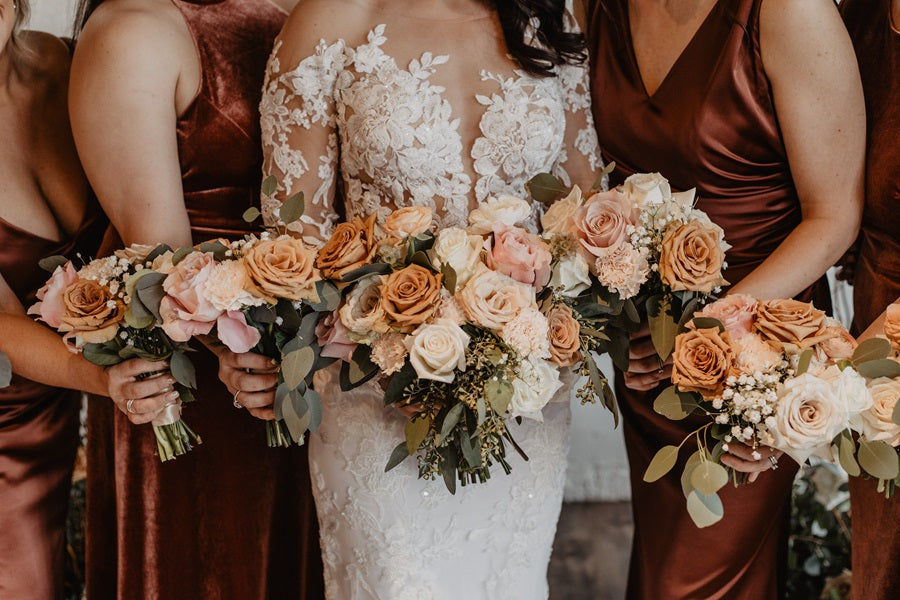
[30,0,76,38]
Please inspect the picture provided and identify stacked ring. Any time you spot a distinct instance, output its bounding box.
[768,455,779,470]
[126,399,136,415]
[233,390,243,409]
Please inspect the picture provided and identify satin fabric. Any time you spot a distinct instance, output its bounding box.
[84,1,324,598]
[0,207,105,599]
[590,1,831,598]
[841,2,900,599]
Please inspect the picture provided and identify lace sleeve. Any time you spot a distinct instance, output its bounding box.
[260,38,345,245]
[552,1,605,191]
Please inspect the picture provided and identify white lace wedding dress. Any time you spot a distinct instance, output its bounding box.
[260,4,601,598]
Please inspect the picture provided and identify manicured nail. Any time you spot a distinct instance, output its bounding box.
[167,391,180,400]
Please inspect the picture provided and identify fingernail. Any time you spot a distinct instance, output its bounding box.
[270,359,279,367]
[167,391,180,400]
[167,377,176,384]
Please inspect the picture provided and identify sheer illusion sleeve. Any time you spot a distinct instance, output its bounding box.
[552,2,604,190]
[260,37,346,245]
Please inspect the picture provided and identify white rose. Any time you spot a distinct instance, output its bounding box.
[621,172,671,210]
[202,260,267,312]
[456,264,536,331]
[468,194,532,235]
[541,185,583,236]
[819,365,872,430]
[339,275,390,343]
[768,373,848,465]
[510,357,563,421]
[860,377,900,446]
[114,243,156,264]
[404,319,470,383]
[151,251,176,274]
[432,227,483,288]
[549,253,592,298]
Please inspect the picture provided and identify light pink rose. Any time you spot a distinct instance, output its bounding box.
[696,294,758,340]
[317,308,357,362]
[217,311,262,354]
[486,224,552,288]
[29,262,79,328]
[572,190,632,261]
[160,252,223,341]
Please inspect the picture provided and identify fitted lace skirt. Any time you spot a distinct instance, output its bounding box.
[309,365,573,600]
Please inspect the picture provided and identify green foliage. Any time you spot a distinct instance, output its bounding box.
[38,255,68,273]
[0,351,11,388]
[643,445,678,482]
[525,172,568,205]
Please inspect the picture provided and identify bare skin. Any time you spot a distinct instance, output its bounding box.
[622,0,866,478]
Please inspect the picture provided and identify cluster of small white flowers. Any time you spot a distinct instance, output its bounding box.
[78,255,135,304]
[713,360,791,445]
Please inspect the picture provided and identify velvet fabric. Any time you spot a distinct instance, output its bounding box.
[0,206,105,599]
[590,1,831,598]
[84,1,324,598]
[841,2,900,599]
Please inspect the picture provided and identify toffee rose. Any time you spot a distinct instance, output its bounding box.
[244,236,321,302]
[59,280,126,343]
[546,304,581,367]
[671,326,735,396]
[316,214,378,279]
[755,299,831,351]
[381,264,442,332]
[659,220,728,294]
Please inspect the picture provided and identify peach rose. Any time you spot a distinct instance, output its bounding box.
[815,319,858,362]
[671,327,735,396]
[860,377,900,447]
[486,224,552,288]
[755,299,832,351]
[456,264,537,331]
[884,302,900,352]
[541,185,583,236]
[316,214,378,280]
[160,251,222,341]
[659,220,729,294]
[244,236,321,303]
[572,190,632,261]
[29,262,79,328]
[384,206,433,238]
[696,294,758,340]
[381,264,442,332]
[339,275,390,343]
[58,280,126,344]
[316,309,357,362]
[546,304,581,367]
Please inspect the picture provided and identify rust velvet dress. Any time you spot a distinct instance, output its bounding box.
[590,1,832,598]
[84,1,323,598]
[0,206,104,599]
[841,1,900,598]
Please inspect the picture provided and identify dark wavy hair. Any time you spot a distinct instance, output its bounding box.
[496,0,587,77]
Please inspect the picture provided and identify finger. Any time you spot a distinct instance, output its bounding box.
[232,372,278,395]
[720,454,770,473]
[623,371,670,391]
[749,472,760,483]
[226,351,279,372]
[118,389,180,423]
[247,407,275,421]
[627,356,670,375]
[236,390,276,410]
[629,341,661,360]
[110,358,170,380]
[121,375,177,401]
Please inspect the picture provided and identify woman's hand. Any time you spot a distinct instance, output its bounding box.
[105,358,180,425]
[720,442,785,483]
[624,323,673,391]
[215,349,279,421]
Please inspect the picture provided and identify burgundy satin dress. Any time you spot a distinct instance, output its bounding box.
[84,1,324,598]
[591,1,832,598]
[841,1,900,598]
[1,206,104,599]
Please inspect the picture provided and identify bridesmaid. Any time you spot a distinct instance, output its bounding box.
[840,0,900,598]
[0,2,108,596]
[70,0,323,597]
[590,1,864,598]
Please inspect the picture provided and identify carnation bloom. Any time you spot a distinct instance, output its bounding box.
[371,332,408,376]
[501,307,550,359]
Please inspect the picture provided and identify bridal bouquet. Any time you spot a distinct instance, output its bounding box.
[529,169,730,365]
[324,199,577,492]
[29,245,201,461]
[643,295,883,526]
[846,301,900,496]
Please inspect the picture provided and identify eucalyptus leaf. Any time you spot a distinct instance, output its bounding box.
[0,352,12,388]
[134,272,167,320]
[691,317,725,332]
[459,430,481,468]
[686,490,724,528]
[385,442,410,472]
[144,243,173,264]
[410,251,436,271]
[261,175,278,197]
[858,439,900,481]
[796,348,813,376]
[281,389,311,443]
[676,297,701,333]
[649,309,678,361]
[525,172,567,205]
[282,346,316,390]
[38,255,68,273]
[607,327,630,372]
[623,298,639,324]
[852,337,892,364]
[171,247,195,266]
[339,263,393,283]
[643,445,679,482]
[242,206,261,223]
[601,377,618,427]
[296,312,321,348]
[273,383,290,422]
[485,377,514,415]
[308,280,341,312]
[83,343,123,367]
[440,403,464,441]
[124,305,154,329]
[441,263,458,295]
[580,326,611,341]
[838,434,861,477]
[406,416,430,455]
[280,191,305,225]
[197,241,229,261]
[384,362,416,406]
[304,388,322,432]
[856,359,900,380]
[681,450,704,498]
[441,446,458,495]
[591,161,616,191]
[653,386,692,420]
[170,351,197,389]
[690,461,729,495]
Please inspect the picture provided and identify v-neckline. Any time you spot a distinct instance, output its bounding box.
[624,0,722,99]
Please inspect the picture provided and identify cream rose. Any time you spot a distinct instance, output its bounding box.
[456,264,536,331]
[432,227,484,289]
[573,190,632,261]
[819,365,871,429]
[860,377,900,446]
[510,357,563,421]
[658,220,729,294]
[404,319,470,383]
[884,302,900,352]
[671,326,735,397]
[541,185,583,236]
[546,304,581,367]
[696,294,758,340]
[768,373,848,464]
[621,172,695,227]
[549,253,592,298]
[339,275,390,343]
[114,243,156,264]
[381,264,442,332]
[755,299,831,351]
[468,194,532,235]
[244,236,321,302]
[384,206,433,238]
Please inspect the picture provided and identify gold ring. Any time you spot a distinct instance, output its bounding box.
[233,390,243,409]
[126,399,136,414]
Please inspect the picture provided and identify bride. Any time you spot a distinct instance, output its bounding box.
[259,0,600,597]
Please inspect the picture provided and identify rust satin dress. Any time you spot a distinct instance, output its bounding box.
[0,206,104,599]
[84,1,324,598]
[590,1,832,598]
[841,1,900,598]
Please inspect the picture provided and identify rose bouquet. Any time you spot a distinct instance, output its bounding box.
[528,169,730,365]
[846,301,900,496]
[641,295,883,527]
[319,199,576,492]
[29,245,200,461]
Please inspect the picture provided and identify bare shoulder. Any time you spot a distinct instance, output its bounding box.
[277,0,380,62]
[759,0,848,63]
[14,31,71,90]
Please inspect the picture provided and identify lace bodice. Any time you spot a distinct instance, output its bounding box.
[260,3,601,243]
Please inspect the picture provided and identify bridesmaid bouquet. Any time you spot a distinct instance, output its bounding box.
[643,294,888,526]
[29,245,201,461]
[529,169,730,365]
[846,301,900,496]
